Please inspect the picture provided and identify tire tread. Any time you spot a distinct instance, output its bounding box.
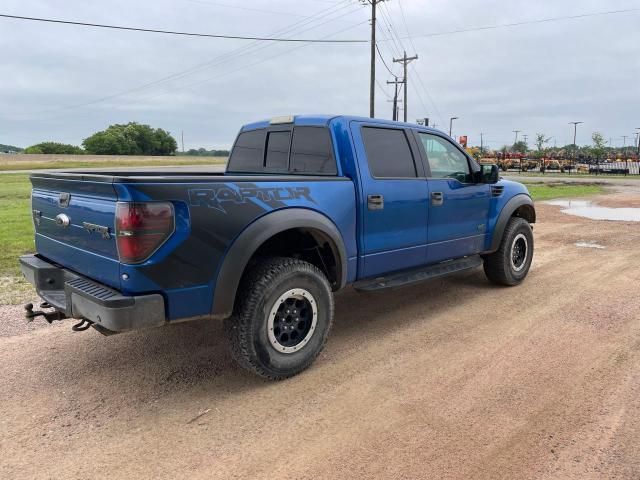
[224,257,333,380]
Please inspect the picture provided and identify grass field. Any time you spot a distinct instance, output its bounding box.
[0,175,604,304]
[0,155,227,171]
[0,174,34,303]
[525,184,603,201]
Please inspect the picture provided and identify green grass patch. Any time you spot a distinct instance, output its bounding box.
[0,174,35,303]
[526,184,604,201]
[512,172,640,180]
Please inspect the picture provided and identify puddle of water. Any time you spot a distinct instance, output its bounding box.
[575,241,606,249]
[545,199,640,222]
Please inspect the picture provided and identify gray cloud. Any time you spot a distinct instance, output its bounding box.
[1,0,638,149]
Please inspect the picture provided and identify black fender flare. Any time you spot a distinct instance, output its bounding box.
[211,208,348,318]
[488,194,536,252]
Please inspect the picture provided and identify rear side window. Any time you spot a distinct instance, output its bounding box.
[361,127,417,178]
[228,129,264,171]
[290,127,337,174]
[265,131,291,170]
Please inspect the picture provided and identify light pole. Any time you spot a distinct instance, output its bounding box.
[513,130,521,145]
[569,121,583,174]
[449,117,458,137]
[636,128,640,156]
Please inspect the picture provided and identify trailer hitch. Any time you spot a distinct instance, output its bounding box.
[24,302,66,324]
[71,319,93,332]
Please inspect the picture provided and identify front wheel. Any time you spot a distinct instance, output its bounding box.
[483,217,534,286]
[224,257,334,380]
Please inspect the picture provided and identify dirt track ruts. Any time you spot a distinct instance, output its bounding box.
[1,190,640,479]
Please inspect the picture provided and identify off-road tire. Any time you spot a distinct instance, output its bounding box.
[224,257,334,380]
[483,217,534,286]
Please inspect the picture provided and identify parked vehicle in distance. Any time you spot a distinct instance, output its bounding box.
[20,115,536,379]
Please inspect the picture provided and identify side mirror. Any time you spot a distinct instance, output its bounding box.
[476,164,499,184]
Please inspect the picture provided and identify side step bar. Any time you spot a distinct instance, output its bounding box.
[353,255,483,292]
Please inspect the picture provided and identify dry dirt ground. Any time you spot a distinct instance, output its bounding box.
[2,189,640,480]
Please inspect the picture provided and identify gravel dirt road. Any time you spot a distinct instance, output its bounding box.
[2,189,640,480]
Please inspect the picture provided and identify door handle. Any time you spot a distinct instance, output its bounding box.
[431,191,444,206]
[368,194,384,210]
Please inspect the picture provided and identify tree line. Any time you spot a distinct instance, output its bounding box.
[20,122,227,156]
[489,132,637,160]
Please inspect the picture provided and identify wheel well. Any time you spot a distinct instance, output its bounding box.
[245,228,341,289]
[513,204,536,223]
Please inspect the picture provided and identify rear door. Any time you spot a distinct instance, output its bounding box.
[30,174,121,288]
[350,122,429,278]
[416,132,491,264]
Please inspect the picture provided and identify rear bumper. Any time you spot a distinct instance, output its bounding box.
[19,254,166,332]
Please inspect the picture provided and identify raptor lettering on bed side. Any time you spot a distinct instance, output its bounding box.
[188,186,314,213]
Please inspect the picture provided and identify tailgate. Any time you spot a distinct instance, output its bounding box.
[30,174,121,289]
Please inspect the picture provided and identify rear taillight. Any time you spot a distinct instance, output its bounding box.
[115,202,175,264]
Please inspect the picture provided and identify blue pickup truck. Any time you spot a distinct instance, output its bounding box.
[20,115,535,379]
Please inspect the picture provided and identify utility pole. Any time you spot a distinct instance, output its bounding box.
[512,130,521,145]
[387,77,404,121]
[449,117,458,137]
[365,0,385,118]
[480,132,484,154]
[569,121,583,175]
[181,130,185,154]
[393,50,418,122]
[636,128,640,156]
[569,121,583,147]
[523,134,528,146]
[386,99,402,122]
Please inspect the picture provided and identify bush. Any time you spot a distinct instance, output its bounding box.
[83,122,177,155]
[23,142,84,155]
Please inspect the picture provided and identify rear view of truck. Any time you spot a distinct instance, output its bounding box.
[23,173,174,332]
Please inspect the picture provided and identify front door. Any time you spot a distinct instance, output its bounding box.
[416,132,491,264]
[351,123,429,278]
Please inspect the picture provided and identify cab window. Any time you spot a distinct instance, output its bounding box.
[419,133,471,183]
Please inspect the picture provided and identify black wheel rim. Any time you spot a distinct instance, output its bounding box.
[268,289,318,354]
[511,233,528,271]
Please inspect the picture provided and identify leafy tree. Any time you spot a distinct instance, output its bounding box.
[591,132,607,160]
[83,122,177,155]
[512,141,528,154]
[24,142,84,154]
[185,147,230,157]
[534,133,550,152]
[0,143,22,153]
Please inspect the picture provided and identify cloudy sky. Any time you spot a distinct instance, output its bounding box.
[1,0,639,150]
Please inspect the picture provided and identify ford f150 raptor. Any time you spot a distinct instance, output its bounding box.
[20,115,536,379]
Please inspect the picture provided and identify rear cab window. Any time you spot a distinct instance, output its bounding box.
[228,125,337,175]
[361,126,417,178]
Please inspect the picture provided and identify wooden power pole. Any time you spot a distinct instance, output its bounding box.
[387,77,404,121]
[393,51,418,122]
[366,0,386,118]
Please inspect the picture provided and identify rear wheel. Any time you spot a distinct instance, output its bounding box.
[483,217,534,286]
[225,257,334,380]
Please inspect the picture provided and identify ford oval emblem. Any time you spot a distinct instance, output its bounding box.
[55,213,71,228]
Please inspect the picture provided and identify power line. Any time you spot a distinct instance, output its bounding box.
[378,4,439,124]
[117,20,370,106]
[382,2,445,126]
[400,8,640,39]
[396,0,418,53]
[0,13,366,43]
[375,43,396,76]
[13,1,362,118]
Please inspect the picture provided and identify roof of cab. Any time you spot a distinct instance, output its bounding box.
[240,115,444,135]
